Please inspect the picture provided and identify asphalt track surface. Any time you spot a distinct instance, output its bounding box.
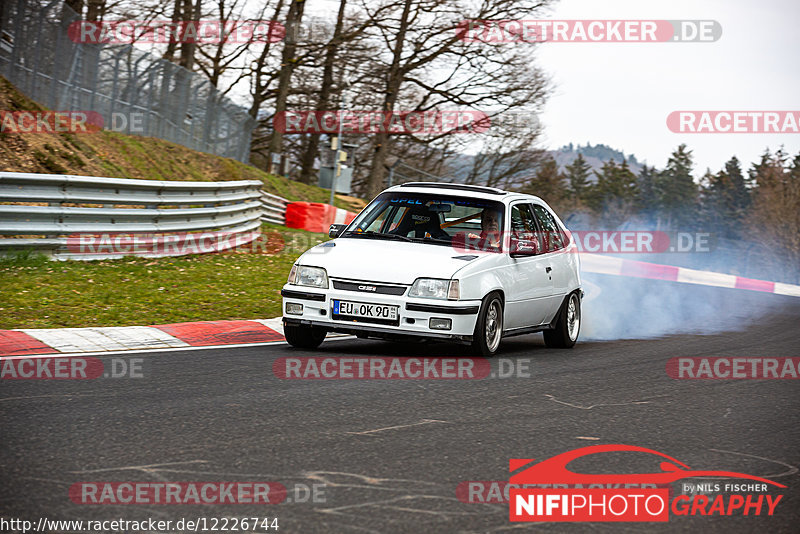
[2,276,800,533]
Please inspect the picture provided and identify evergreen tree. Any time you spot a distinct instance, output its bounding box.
[522,156,567,208]
[655,144,698,229]
[724,155,750,208]
[749,148,788,188]
[698,168,719,233]
[586,159,639,222]
[605,159,639,201]
[701,155,751,238]
[791,151,800,183]
[564,153,591,202]
[636,164,659,214]
[748,148,800,281]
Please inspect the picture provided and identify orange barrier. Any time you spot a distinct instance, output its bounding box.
[285,202,357,234]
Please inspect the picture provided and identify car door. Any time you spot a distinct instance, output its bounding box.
[502,202,556,329]
[530,202,572,323]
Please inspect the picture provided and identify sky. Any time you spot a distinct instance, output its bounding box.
[534,0,800,175]
[276,0,799,177]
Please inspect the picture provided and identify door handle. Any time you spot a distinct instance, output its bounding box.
[545,266,552,273]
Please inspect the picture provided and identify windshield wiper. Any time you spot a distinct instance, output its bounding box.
[343,230,413,242]
[408,236,452,246]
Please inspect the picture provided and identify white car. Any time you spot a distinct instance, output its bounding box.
[281,182,582,355]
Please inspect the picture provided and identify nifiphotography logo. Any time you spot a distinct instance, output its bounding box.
[509,444,785,522]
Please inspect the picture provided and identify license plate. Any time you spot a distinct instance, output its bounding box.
[333,300,398,321]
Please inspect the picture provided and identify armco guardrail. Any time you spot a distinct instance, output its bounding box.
[0,172,266,259]
[261,192,289,226]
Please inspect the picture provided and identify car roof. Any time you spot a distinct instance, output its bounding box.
[386,182,544,205]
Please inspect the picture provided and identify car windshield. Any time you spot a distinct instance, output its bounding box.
[343,191,505,249]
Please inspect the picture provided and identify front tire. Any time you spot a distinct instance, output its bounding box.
[543,292,581,348]
[284,322,327,349]
[471,293,504,357]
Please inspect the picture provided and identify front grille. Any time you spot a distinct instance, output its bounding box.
[332,280,407,296]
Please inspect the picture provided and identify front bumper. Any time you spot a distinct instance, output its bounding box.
[280,284,481,342]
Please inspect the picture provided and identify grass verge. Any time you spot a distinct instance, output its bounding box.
[0,225,327,330]
[0,76,362,212]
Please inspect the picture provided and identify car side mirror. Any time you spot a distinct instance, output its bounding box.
[510,236,539,257]
[329,224,347,238]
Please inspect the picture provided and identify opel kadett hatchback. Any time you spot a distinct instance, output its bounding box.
[281,182,582,355]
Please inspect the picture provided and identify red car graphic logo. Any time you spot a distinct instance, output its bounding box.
[510,444,786,488]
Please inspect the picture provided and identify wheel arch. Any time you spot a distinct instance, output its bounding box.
[547,288,582,329]
[485,288,505,306]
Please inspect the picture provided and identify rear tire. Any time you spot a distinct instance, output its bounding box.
[284,323,327,349]
[543,292,581,348]
[471,293,504,357]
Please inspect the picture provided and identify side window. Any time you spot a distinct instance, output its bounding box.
[510,204,540,251]
[531,204,566,252]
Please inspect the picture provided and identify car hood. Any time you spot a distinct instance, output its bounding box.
[297,237,482,284]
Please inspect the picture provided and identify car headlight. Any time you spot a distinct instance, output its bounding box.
[409,278,460,300]
[292,265,328,288]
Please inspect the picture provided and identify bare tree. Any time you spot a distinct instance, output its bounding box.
[295,0,349,184]
[86,0,105,21]
[356,0,552,198]
[266,0,309,169]
[248,0,287,118]
[65,0,85,16]
[462,112,545,190]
